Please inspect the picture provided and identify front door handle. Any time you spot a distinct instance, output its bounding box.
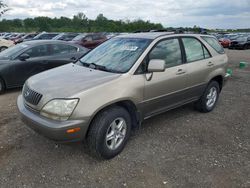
[176,69,186,75]
[207,62,214,67]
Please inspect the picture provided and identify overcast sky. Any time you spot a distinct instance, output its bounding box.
[2,0,250,29]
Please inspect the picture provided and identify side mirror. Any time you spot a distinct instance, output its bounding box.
[148,59,165,72]
[19,53,30,61]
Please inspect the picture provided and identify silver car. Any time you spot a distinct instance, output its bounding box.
[17,32,230,159]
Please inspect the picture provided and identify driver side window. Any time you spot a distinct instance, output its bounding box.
[23,45,49,58]
[149,38,182,68]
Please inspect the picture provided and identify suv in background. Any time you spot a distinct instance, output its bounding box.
[71,33,107,49]
[18,32,229,159]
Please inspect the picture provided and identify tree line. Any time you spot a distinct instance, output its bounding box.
[0,12,164,33]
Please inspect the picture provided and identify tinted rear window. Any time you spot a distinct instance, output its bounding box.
[201,36,225,54]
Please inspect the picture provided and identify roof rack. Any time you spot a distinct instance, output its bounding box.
[133,29,184,34]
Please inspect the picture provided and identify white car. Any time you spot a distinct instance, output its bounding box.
[0,39,14,52]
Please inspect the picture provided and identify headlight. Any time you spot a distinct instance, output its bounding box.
[40,99,79,121]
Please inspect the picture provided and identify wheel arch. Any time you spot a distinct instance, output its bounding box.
[209,75,223,92]
[85,100,141,138]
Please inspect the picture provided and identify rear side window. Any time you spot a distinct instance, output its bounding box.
[51,44,78,55]
[149,38,182,68]
[24,45,49,58]
[201,36,225,54]
[182,37,211,63]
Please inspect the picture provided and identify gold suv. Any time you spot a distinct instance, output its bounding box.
[18,32,230,159]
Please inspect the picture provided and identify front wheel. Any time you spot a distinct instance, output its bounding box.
[87,106,132,159]
[195,81,220,113]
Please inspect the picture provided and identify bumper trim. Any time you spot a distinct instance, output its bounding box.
[17,95,89,142]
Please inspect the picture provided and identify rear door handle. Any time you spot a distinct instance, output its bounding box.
[207,62,214,67]
[176,69,186,75]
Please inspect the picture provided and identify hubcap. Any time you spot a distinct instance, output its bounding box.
[206,87,217,108]
[106,117,127,150]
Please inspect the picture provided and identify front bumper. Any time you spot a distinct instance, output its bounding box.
[17,95,89,142]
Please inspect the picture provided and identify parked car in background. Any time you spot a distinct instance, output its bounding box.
[52,33,80,41]
[9,33,25,41]
[17,33,229,159]
[224,34,239,41]
[219,38,231,48]
[0,40,89,93]
[71,33,107,49]
[229,36,250,50]
[14,33,38,44]
[0,33,11,39]
[32,32,59,40]
[0,39,14,52]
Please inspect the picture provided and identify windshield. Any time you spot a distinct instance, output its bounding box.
[79,37,152,73]
[0,43,29,59]
[52,33,64,40]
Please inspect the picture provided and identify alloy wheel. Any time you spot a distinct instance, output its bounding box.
[105,117,127,150]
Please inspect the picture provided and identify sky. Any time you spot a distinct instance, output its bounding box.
[2,0,250,29]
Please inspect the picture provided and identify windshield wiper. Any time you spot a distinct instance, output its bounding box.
[79,60,122,74]
[78,60,89,67]
[89,63,107,71]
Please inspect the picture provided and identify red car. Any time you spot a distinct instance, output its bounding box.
[70,33,107,49]
[219,38,231,48]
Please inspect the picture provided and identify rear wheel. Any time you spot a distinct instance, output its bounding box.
[0,78,5,94]
[195,81,220,113]
[0,46,8,52]
[87,106,132,159]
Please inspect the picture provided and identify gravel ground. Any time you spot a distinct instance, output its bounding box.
[0,49,250,188]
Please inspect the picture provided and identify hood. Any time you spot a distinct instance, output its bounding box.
[26,63,121,99]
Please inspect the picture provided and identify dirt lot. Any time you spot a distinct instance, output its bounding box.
[0,49,250,188]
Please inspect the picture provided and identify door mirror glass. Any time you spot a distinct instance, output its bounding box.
[148,59,165,72]
[19,53,30,61]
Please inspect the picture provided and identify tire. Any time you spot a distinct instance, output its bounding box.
[87,106,132,159]
[0,46,8,52]
[0,78,5,94]
[195,81,220,113]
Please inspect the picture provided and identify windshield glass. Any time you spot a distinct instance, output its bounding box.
[52,33,64,40]
[79,37,151,73]
[0,43,29,59]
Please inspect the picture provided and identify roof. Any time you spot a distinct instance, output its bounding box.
[21,40,86,49]
[117,32,175,39]
[23,40,75,45]
[116,32,216,40]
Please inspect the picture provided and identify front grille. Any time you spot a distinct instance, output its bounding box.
[23,84,43,106]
